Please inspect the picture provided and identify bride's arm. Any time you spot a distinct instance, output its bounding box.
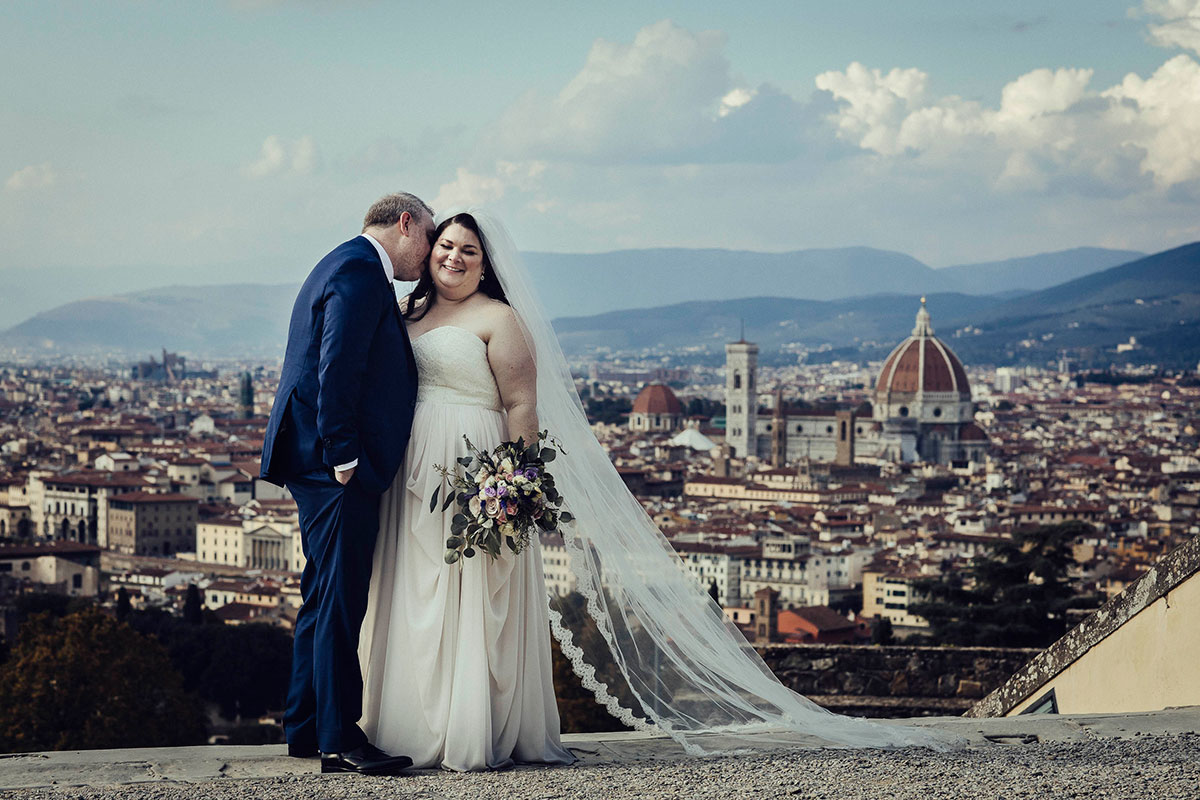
[488,305,538,443]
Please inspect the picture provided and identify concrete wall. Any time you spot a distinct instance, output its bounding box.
[757,643,1038,718]
[970,535,1200,718]
[1007,568,1200,715]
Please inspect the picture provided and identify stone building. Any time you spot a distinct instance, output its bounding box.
[724,342,881,463]
[861,568,931,632]
[0,541,101,598]
[723,299,990,466]
[40,471,149,546]
[196,516,293,571]
[873,299,989,464]
[628,383,684,433]
[539,534,577,597]
[106,492,198,556]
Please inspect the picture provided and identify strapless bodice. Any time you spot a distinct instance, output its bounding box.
[412,326,502,410]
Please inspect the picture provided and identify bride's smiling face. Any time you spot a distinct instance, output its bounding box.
[430,223,485,300]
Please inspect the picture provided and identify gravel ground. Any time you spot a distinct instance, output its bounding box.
[5,733,1200,800]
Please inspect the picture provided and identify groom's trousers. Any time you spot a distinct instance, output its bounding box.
[284,468,380,754]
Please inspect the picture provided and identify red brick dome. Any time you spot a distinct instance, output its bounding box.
[876,299,970,401]
[632,383,683,415]
[959,421,989,442]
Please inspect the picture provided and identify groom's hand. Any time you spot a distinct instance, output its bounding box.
[335,466,356,486]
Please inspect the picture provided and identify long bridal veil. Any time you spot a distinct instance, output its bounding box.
[437,207,960,753]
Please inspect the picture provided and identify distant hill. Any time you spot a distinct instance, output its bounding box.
[2,242,1194,367]
[0,245,1144,330]
[937,248,1144,295]
[0,284,298,358]
[941,242,1200,367]
[523,247,950,318]
[552,293,1005,360]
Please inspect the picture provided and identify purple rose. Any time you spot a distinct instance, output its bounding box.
[483,486,497,498]
[524,468,538,479]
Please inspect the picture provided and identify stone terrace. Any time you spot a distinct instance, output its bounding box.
[1,708,1198,800]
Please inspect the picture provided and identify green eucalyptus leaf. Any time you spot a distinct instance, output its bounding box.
[429,485,440,513]
[444,549,461,565]
[462,547,476,558]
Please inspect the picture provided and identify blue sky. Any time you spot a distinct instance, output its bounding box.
[3,0,1200,290]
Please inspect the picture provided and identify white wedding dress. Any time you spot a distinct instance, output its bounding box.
[358,324,576,771]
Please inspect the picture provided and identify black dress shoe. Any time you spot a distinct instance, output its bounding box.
[321,743,413,775]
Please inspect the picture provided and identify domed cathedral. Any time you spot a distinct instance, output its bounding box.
[724,337,881,464]
[873,298,989,464]
[629,383,685,432]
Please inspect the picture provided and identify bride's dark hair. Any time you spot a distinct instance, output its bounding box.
[404,212,509,321]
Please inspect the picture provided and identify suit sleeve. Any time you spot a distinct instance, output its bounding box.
[316,259,386,468]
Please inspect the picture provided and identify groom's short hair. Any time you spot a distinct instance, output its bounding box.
[362,192,433,232]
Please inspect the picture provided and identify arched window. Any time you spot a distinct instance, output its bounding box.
[733,373,741,389]
[899,406,909,417]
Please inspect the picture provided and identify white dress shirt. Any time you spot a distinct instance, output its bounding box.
[334,233,396,474]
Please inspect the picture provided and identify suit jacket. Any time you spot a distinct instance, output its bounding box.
[260,236,418,496]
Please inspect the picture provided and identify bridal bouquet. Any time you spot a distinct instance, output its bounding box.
[431,430,574,564]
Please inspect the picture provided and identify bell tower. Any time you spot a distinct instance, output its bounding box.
[725,337,758,459]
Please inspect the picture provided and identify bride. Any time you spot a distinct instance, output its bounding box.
[358,208,957,772]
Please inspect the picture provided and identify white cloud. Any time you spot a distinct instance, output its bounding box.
[432,167,507,211]
[815,55,1200,192]
[815,63,930,155]
[495,20,760,163]
[1102,54,1200,185]
[243,135,318,178]
[1143,0,1200,55]
[5,163,57,191]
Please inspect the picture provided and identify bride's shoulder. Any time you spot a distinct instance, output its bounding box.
[477,297,517,323]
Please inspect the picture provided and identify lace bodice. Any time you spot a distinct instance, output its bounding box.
[413,326,502,410]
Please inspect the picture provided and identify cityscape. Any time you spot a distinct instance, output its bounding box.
[1,286,1197,745]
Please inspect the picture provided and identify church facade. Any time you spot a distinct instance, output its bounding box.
[724,300,988,466]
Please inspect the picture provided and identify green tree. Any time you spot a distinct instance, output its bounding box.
[708,580,720,604]
[0,609,207,752]
[126,611,291,721]
[183,584,203,625]
[115,588,132,623]
[910,522,1097,648]
[870,616,894,645]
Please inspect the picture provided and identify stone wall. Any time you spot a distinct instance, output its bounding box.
[757,643,1039,718]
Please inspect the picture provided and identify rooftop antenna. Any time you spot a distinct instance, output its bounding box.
[740,318,745,342]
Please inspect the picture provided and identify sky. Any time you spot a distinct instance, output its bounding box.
[3,0,1200,290]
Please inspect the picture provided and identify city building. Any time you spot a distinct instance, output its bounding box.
[873,299,990,465]
[0,541,101,598]
[106,492,198,556]
[628,383,684,432]
[725,342,881,463]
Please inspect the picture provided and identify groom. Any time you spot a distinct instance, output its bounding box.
[261,192,434,774]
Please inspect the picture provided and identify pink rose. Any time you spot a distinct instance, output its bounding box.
[484,497,501,518]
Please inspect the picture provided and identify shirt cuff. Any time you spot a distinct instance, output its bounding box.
[334,459,358,472]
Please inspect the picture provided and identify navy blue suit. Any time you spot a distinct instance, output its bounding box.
[260,235,417,754]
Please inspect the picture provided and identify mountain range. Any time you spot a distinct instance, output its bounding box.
[520,246,1142,318]
[0,246,1142,332]
[3,243,1196,368]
